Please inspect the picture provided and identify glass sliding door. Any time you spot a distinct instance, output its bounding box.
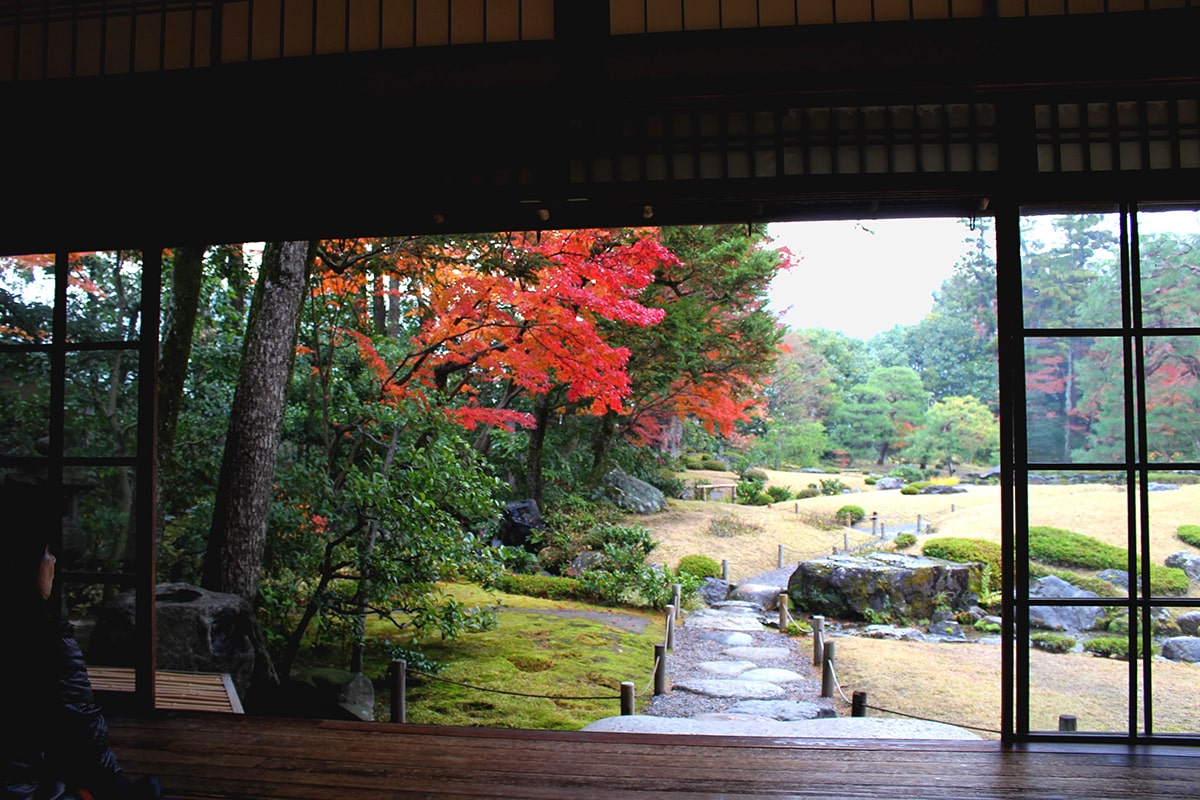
[1013,204,1200,742]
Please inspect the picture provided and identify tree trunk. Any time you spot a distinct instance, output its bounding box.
[527,394,553,509]
[157,245,206,545]
[203,240,314,603]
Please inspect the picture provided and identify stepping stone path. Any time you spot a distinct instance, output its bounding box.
[638,600,836,723]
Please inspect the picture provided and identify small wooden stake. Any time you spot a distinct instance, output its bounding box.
[390,659,407,724]
[852,691,867,717]
[620,682,635,716]
[653,644,667,696]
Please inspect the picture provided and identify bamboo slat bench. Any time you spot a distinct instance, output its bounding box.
[89,668,244,714]
[107,712,1200,800]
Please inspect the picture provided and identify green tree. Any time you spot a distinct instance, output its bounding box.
[832,366,928,464]
[907,395,999,474]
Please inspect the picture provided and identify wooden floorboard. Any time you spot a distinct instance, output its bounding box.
[107,713,1200,800]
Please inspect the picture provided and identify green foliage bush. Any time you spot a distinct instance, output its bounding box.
[677,554,722,580]
[819,477,847,496]
[835,504,866,524]
[973,619,1002,634]
[491,573,585,600]
[1028,526,1191,595]
[893,532,917,549]
[900,481,931,495]
[1178,524,1200,548]
[1031,632,1076,654]
[1083,636,1156,660]
[863,476,878,485]
[795,487,821,499]
[887,464,924,484]
[766,485,795,503]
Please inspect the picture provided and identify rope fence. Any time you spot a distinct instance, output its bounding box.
[811,619,1003,737]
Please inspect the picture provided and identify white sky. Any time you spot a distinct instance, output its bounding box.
[766,217,986,340]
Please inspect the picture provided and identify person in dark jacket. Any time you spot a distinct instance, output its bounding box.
[1,480,157,800]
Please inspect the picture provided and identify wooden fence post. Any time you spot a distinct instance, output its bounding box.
[778,592,789,631]
[722,559,730,582]
[390,659,407,724]
[665,605,676,650]
[671,583,682,613]
[917,513,923,532]
[653,644,667,696]
[1059,714,1078,732]
[872,513,878,537]
[843,532,850,552]
[620,681,635,716]
[777,544,785,568]
[821,641,836,699]
[812,615,825,667]
[852,691,867,717]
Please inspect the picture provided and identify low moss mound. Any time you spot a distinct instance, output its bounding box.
[491,573,585,601]
[1029,526,1191,595]
[921,537,1002,576]
[1031,632,1076,654]
[677,554,721,580]
[1178,524,1200,548]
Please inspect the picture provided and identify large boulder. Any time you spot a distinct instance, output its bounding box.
[873,477,905,491]
[787,553,973,622]
[89,583,271,704]
[1161,637,1200,663]
[497,499,545,550]
[1177,611,1200,636]
[281,668,376,721]
[597,467,667,514]
[1028,576,1107,632]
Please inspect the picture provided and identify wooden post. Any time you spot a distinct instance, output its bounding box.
[671,582,681,611]
[778,592,789,631]
[665,605,676,650]
[852,691,867,717]
[653,644,667,695]
[880,522,886,538]
[795,501,800,515]
[777,543,785,568]
[721,559,730,582]
[843,532,850,552]
[390,659,407,724]
[821,641,836,699]
[951,503,956,512]
[731,485,737,503]
[1059,714,1078,732]
[620,681,635,716]
[917,513,923,532]
[872,512,878,537]
[812,615,825,667]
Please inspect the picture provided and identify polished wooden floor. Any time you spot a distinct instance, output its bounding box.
[107,713,1200,800]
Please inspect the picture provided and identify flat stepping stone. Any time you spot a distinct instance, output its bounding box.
[686,609,765,631]
[699,631,754,646]
[738,667,805,684]
[697,660,757,676]
[723,646,792,661]
[673,679,785,700]
[727,699,836,721]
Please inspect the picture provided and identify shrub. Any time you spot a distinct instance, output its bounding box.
[928,476,961,486]
[677,554,722,580]
[887,464,924,484]
[899,481,931,495]
[893,532,917,549]
[1178,524,1200,548]
[766,485,795,503]
[974,619,1002,634]
[796,487,821,499]
[786,620,812,636]
[863,476,878,485]
[1031,632,1076,654]
[1148,472,1200,485]
[1083,636,1156,660]
[835,504,866,525]
[741,467,769,484]
[819,477,847,496]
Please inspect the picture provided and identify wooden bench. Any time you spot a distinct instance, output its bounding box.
[89,667,244,714]
[107,712,1200,800]
[695,483,737,502]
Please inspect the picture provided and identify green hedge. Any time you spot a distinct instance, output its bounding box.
[491,573,585,601]
[1083,636,1157,660]
[1031,632,1076,654]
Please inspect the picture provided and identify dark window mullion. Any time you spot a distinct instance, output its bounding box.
[1117,204,1140,741]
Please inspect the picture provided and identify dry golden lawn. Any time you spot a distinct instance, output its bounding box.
[634,468,1200,736]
